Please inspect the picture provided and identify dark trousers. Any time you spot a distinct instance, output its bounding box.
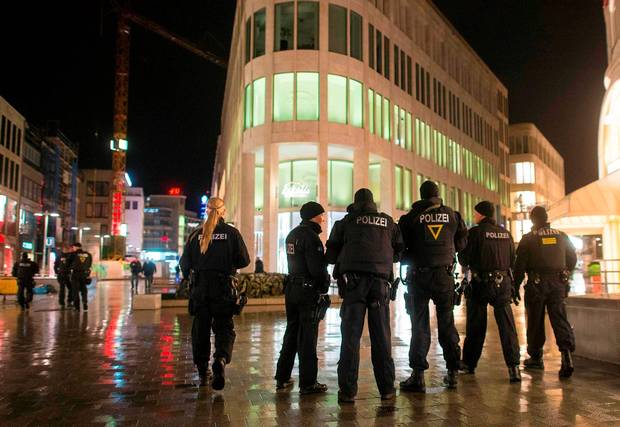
[462,277,520,368]
[191,305,236,369]
[408,268,460,371]
[58,276,72,306]
[525,279,575,358]
[338,274,394,397]
[275,283,319,388]
[72,276,88,309]
[130,273,140,291]
[144,274,154,292]
[17,280,33,308]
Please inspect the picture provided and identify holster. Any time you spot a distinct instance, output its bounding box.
[313,294,331,322]
[389,277,400,301]
[453,280,464,306]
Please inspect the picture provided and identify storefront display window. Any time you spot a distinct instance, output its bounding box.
[255,166,264,211]
[277,211,302,273]
[328,160,353,207]
[279,159,317,208]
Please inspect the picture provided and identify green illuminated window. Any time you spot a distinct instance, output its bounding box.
[273,73,294,122]
[393,105,399,146]
[244,83,252,129]
[399,108,406,149]
[368,89,375,134]
[255,166,264,211]
[279,159,317,208]
[374,92,382,136]
[369,163,381,205]
[403,168,412,208]
[296,72,319,120]
[406,112,412,151]
[382,98,390,140]
[253,8,266,58]
[395,165,403,209]
[328,160,353,207]
[349,79,363,128]
[415,118,421,156]
[274,2,294,52]
[328,75,347,124]
[252,77,266,126]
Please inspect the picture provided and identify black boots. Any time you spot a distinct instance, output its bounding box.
[212,357,226,390]
[197,365,212,387]
[276,378,294,390]
[337,390,355,403]
[508,366,522,383]
[559,350,574,378]
[524,356,545,370]
[442,369,458,389]
[299,382,328,395]
[459,360,475,374]
[400,369,426,393]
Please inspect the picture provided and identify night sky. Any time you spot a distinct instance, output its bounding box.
[0,1,607,211]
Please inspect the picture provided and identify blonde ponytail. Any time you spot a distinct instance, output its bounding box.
[200,197,226,254]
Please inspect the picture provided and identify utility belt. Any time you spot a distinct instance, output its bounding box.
[413,265,453,275]
[472,270,509,285]
[528,270,570,285]
[284,274,315,291]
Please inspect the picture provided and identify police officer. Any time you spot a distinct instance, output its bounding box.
[54,247,73,308]
[458,201,521,382]
[398,180,468,392]
[514,206,577,378]
[326,188,404,403]
[180,197,250,389]
[12,253,39,311]
[70,243,93,311]
[129,258,142,292]
[275,201,330,395]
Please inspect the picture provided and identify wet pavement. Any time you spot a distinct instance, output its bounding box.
[0,281,619,426]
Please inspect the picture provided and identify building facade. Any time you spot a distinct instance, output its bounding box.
[77,169,115,259]
[125,186,144,256]
[143,195,191,259]
[508,123,565,241]
[213,0,511,272]
[0,97,25,274]
[19,125,44,260]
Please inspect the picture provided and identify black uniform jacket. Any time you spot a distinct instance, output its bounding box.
[180,220,250,277]
[71,250,93,276]
[399,197,468,268]
[12,260,40,282]
[458,217,514,273]
[514,223,577,287]
[54,252,71,277]
[325,200,404,278]
[286,220,329,293]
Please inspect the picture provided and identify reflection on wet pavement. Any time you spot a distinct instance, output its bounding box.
[0,281,618,426]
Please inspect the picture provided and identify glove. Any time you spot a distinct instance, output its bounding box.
[512,287,521,306]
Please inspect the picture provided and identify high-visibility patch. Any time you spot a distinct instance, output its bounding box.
[427,224,444,240]
[542,237,557,245]
[287,243,295,255]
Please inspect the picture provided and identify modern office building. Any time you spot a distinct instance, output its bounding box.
[19,125,44,260]
[77,169,115,259]
[212,0,511,272]
[125,186,144,256]
[508,123,565,241]
[549,3,620,275]
[0,96,25,274]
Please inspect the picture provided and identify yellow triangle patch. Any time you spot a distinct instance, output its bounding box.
[427,224,444,240]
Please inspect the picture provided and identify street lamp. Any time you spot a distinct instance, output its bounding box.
[34,211,60,276]
[71,226,92,242]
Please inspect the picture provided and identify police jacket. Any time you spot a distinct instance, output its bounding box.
[514,223,577,287]
[458,217,514,273]
[71,250,93,276]
[54,252,71,277]
[179,219,250,277]
[130,261,142,274]
[325,201,404,278]
[12,259,39,282]
[398,197,468,268]
[286,220,330,293]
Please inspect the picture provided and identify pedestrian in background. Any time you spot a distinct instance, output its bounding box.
[142,259,156,292]
[129,258,142,292]
[13,253,39,311]
[275,201,330,395]
[180,197,250,389]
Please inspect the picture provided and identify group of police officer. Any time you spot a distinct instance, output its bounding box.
[181,182,577,401]
[13,242,92,312]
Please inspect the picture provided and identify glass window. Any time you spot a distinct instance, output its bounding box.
[383,35,390,79]
[328,74,348,124]
[394,45,399,87]
[368,89,375,134]
[245,18,251,63]
[244,83,252,128]
[393,105,399,146]
[349,79,363,128]
[255,166,264,211]
[297,2,319,50]
[382,97,390,140]
[273,73,294,121]
[406,112,412,151]
[279,159,318,208]
[329,4,347,55]
[512,161,535,184]
[253,8,266,58]
[277,211,302,273]
[328,160,353,207]
[252,77,266,126]
[403,168,412,209]
[401,50,406,91]
[395,166,403,209]
[376,30,382,73]
[374,92,382,136]
[296,72,319,120]
[369,24,375,69]
[350,11,362,60]
[274,2,294,52]
[369,163,381,205]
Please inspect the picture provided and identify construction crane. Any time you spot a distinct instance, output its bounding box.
[108,5,226,258]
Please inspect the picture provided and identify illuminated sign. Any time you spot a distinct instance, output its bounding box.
[144,208,159,213]
[125,173,132,187]
[110,138,128,151]
[200,195,208,219]
[22,242,33,250]
[168,187,181,196]
[120,223,128,237]
[281,182,310,199]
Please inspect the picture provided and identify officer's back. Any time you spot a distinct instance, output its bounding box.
[459,215,514,273]
[13,254,39,282]
[72,248,92,275]
[516,224,576,275]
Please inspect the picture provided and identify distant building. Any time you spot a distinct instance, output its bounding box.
[508,123,565,241]
[125,186,144,256]
[0,96,25,274]
[143,194,188,259]
[19,125,44,261]
[77,169,114,259]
